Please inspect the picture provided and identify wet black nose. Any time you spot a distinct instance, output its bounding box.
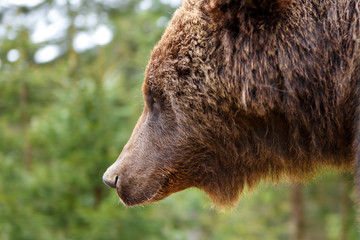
[102,174,118,189]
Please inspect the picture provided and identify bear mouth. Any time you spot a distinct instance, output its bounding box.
[115,177,168,206]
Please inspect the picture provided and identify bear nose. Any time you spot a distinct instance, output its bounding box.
[102,172,118,189]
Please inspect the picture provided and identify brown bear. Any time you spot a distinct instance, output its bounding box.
[103,0,360,208]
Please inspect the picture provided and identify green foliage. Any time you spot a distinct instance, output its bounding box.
[0,1,358,239]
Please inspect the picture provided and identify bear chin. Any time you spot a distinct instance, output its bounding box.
[115,179,168,206]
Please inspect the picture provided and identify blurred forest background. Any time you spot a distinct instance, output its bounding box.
[0,0,359,239]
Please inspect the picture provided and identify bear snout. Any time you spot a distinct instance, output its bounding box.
[102,169,119,189]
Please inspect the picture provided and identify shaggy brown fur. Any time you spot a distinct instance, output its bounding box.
[103,0,360,208]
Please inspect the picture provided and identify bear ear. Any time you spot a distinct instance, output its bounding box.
[207,0,292,23]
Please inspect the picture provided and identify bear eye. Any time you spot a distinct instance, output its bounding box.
[147,96,161,121]
[152,97,160,111]
[146,94,161,112]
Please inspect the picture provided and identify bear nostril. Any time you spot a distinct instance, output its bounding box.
[102,174,118,189]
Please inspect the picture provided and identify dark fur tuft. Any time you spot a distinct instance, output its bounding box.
[245,0,293,15]
[207,0,293,29]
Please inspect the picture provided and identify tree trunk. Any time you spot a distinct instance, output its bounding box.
[94,186,103,208]
[19,79,32,171]
[340,174,352,240]
[291,183,305,240]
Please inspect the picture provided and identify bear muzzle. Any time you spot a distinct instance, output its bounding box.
[102,158,169,206]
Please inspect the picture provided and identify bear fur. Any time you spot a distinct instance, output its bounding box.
[103,0,360,208]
